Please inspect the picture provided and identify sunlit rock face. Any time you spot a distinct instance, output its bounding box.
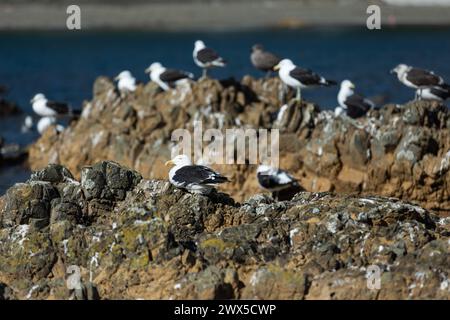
[0,162,449,299]
[28,76,450,215]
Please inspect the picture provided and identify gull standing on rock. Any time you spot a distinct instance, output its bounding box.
[274,59,336,102]
[114,70,137,94]
[337,80,374,119]
[165,154,229,195]
[145,62,194,91]
[30,93,75,117]
[193,40,226,78]
[391,64,448,100]
[256,165,299,200]
[250,44,281,77]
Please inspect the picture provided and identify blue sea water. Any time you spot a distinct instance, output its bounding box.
[0,27,450,193]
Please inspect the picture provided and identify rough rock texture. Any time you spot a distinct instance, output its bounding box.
[0,137,27,168]
[0,162,449,300]
[28,76,450,215]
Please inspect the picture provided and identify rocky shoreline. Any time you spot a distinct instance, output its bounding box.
[29,76,450,216]
[0,74,449,299]
[0,162,449,299]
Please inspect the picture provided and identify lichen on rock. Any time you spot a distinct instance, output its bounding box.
[0,162,448,299]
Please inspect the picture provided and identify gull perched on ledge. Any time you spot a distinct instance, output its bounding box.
[274,59,336,102]
[145,62,193,91]
[31,93,73,117]
[391,64,448,100]
[250,44,281,77]
[193,40,226,79]
[337,80,374,119]
[114,70,137,95]
[165,155,229,195]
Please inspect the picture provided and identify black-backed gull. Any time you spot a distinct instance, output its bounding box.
[274,59,336,102]
[257,164,299,199]
[337,80,374,118]
[165,155,229,195]
[145,62,193,91]
[193,40,226,78]
[391,64,448,100]
[31,93,71,117]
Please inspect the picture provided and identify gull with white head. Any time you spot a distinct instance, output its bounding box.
[145,62,193,91]
[193,40,226,79]
[274,59,336,102]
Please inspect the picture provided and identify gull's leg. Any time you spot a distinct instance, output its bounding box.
[281,83,287,104]
[296,87,302,102]
[265,70,271,79]
[202,68,208,79]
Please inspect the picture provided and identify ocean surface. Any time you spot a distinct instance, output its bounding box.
[1,27,450,193]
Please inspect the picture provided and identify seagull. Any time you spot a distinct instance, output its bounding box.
[337,80,374,118]
[391,64,448,100]
[114,70,137,94]
[30,93,73,117]
[250,44,281,77]
[37,116,64,134]
[256,165,299,199]
[193,40,226,78]
[165,154,229,195]
[145,62,193,91]
[274,59,336,102]
[418,85,450,102]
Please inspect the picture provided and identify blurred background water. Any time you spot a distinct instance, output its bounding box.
[1,27,450,192]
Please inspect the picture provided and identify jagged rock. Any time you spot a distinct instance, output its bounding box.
[27,77,450,215]
[0,162,448,299]
[0,138,27,167]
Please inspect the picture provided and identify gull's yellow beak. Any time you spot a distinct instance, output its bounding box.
[273,63,281,71]
[165,160,175,167]
[350,83,356,89]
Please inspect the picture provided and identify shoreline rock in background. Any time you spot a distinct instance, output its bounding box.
[28,76,450,216]
[0,136,28,168]
[0,162,449,299]
[0,100,21,117]
[0,86,21,117]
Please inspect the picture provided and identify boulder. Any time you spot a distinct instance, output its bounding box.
[0,162,448,299]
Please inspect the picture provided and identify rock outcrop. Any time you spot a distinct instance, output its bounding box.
[0,92,21,117]
[0,137,27,167]
[0,162,449,299]
[28,76,450,215]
